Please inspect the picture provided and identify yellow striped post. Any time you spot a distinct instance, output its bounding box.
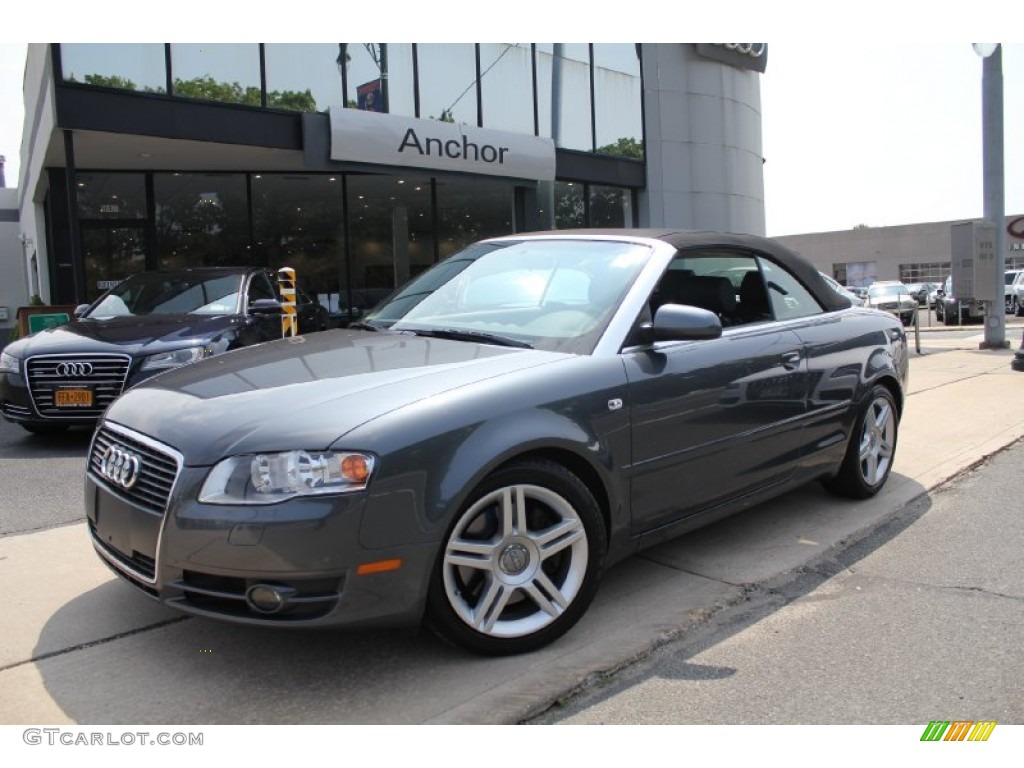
[277,267,297,337]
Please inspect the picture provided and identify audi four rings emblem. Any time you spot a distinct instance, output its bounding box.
[56,361,94,377]
[100,445,142,489]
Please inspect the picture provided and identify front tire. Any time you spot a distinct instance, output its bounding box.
[425,459,606,655]
[824,385,899,499]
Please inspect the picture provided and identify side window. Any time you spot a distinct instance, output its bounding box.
[757,257,823,321]
[247,272,277,306]
[650,250,772,327]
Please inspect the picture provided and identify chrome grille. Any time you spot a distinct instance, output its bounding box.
[89,424,181,514]
[27,354,131,417]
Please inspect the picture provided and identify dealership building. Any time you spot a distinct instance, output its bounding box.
[5,42,1020,342]
[4,42,767,331]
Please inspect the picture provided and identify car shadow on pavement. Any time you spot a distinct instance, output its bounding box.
[0,423,93,459]
[528,485,936,721]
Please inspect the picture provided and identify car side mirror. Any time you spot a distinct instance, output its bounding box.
[249,298,283,316]
[651,304,723,342]
[74,304,91,318]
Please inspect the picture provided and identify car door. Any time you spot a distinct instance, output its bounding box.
[624,250,810,535]
[242,271,284,344]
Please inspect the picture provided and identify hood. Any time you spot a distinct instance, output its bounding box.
[104,330,568,465]
[9,315,242,357]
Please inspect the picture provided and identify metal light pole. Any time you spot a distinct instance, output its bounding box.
[974,43,1007,349]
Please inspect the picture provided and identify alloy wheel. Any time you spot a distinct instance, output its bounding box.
[441,483,589,638]
[858,395,896,487]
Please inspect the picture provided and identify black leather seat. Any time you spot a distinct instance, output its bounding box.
[736,270,772,323]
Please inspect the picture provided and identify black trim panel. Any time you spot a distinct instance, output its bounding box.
[54,85,303,150]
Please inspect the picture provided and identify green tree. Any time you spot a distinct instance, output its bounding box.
[172,76,262,106]
[267,88,317,113]
[81,73,138,90]
[596,136,644,160]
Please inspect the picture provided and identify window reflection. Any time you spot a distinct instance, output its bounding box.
[553,181,585,229]
[479,44,534,134]
[417,44,478,125]
[251,174,344,321]
[82,228,148,302]
[264,44,343,112]
[593,44,643,159]
[60,43,167,93]
[536,44,592,151]
[342,44,415,117]
[169,43,261,105]
[76,173,147,220]
[155,173,250,268]
[436,178,515,258]
[589,185,633,228]
[346,174,434,322]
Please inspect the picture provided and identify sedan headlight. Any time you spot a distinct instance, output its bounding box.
[139,346,211,372]
[199,450,376,505]
[0,351,19,374]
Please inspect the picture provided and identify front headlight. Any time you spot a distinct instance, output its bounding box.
[199,450,376,505]
[139,346,211,372]
[0,351,19,374]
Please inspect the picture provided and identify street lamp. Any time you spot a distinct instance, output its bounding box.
[973,43,1007,349]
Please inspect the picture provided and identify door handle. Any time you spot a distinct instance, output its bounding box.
[781,351,802,371]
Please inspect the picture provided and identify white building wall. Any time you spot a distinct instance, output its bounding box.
[18,43,57,305]
[639,44,765,235]
[0,188,27,343]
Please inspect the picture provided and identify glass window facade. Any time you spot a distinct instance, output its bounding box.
[536,44,593,151]
[251,173,345,316]
[416,44,478,124]
[593,44,643,159]
[56,43,645,160]
[52,44,646,309]
[154,173,250,268]
[60,43,167,93]
[479,44,534,135]
[263,44,343,113]
[169,43,262,105]
[76,173,147,220]
[342,43,416,117]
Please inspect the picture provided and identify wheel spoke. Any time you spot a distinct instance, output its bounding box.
[474,579,514,633]
[445,537,496,571]
[499,486,528,538]
[533,518,586,559]
[873,402,891,431]
[524,571,568,617]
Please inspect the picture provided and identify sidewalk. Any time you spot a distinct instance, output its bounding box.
[0,334,1022,725]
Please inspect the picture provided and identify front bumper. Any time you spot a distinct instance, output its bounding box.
[85,428,438,629]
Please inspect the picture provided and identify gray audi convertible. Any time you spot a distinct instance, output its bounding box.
[85,230,908,655]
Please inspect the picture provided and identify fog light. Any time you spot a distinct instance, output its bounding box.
[246,584,295,614]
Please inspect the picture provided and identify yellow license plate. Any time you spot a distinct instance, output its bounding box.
[55,389,93,407]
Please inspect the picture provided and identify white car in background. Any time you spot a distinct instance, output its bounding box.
[1007,269,1024,313]
[864,281,917,326]
[1011,271,1024,316]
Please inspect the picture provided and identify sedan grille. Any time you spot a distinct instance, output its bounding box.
[27,354,131,418]
[89,424,181,514]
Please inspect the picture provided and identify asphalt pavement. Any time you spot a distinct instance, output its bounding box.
[1,317,1023,725]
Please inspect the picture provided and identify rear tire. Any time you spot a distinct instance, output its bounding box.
[824,385,898,500]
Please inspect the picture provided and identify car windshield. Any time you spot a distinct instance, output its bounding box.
[87,273,244,319]
[867,284,910,299]
[370,239,651,354]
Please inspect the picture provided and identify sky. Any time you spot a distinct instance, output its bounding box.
[1,3,1022,238]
